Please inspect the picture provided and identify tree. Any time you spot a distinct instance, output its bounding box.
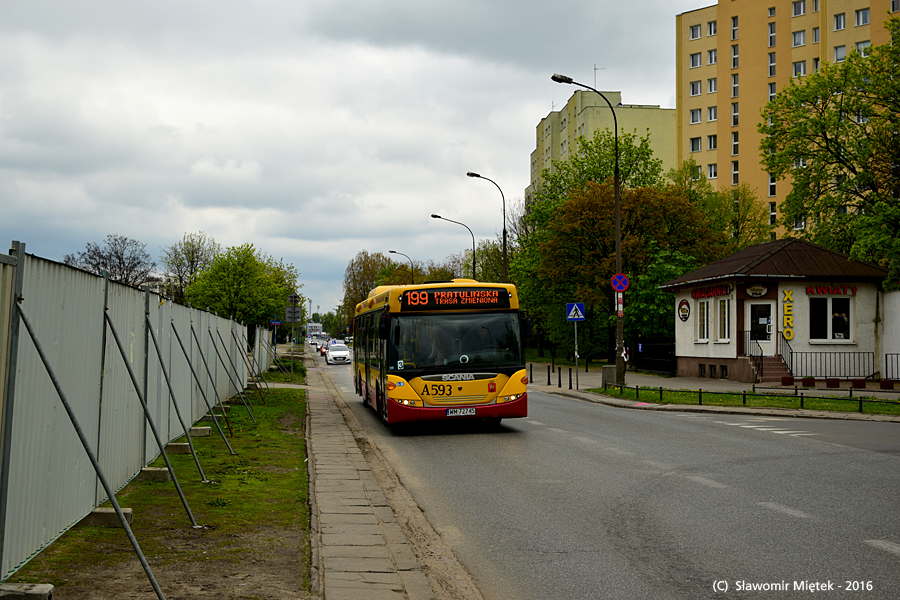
[529,181,731,361]
[668,160,771,252]
[341,250,395,323]
[185,243,299,329]
[160,231,221,303]
[63,234,156,286]
[759,16,900,286]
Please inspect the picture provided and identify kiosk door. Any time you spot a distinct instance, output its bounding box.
[747,301,775,356]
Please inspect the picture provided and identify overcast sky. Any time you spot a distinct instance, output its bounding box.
[1,0,705,316]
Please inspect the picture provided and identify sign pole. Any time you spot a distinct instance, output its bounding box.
[575,320,579,390]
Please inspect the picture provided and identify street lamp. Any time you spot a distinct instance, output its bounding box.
[552,72,625,386]
[389,250,415,285]
[431,214,476,279]
[467,171,507,283]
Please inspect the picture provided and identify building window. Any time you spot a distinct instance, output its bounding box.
[793,60,807,77]
[893,0,899,13]
[709,20,717,36]
[708,49,718,64]
[690,52,702,68]
[793,30,806,47]
[708,134,718,150]
[769,201,777,225]
[793,1,806,17]
[731,161,739,184]
[856,41,871,56]
[708,77,717,93]
[769,175,777,197]
[731,103,739,126]
[731,74,739,97]
[717,298,731,342]
[813,57,820,72]
[690,80,701,96]
[793,214,806,230]
[856,8,870,26]
[731,45,739,68]
[769,52,777,76]
[813,0,819,12]
[835,13,845,31]
[809,296,852,340]
[731,131,739,155]
[732,16,739,40]
[690,24,702,39]
[697,299,710,341]
[708,163,718,179]
[690,108,702,124]
[769,82,777,101]
[769,22,777,47]
[690,137,702,152]
[769,7,776,17]
[835,45,846,62]
[708,106,718,121]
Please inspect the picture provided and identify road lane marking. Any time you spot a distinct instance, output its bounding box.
[526,420,545,426]
[574,436,598,444]
[643,460,675,471]
[758,502,812,519]
[769,430,809,435]
[864,540,900,558]
[547,427,567,434]
[686,475,727,488]
[604,447,634,456]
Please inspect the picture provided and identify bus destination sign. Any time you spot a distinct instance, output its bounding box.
[401,287,511,312]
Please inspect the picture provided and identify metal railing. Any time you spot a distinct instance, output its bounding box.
[885,354,900,380]
[788,351,876,379]
[738,332,765,379]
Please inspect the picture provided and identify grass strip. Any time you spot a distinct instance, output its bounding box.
[595,385,900,416]
[5,385,310,592]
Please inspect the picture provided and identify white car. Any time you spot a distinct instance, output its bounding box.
[325,344,351,365]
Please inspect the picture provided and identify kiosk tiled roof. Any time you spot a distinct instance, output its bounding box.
[660,239,888,291]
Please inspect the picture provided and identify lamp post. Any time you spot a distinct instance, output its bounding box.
[466,171,507,283]
[551,72,624,386]
[431,214,476,279]
[389,250,415,284]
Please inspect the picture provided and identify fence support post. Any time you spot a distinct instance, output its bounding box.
[699,389,702,406]
[557,367,561,388]
[743,390,747,406]
[16,305,167,600]
[0,241,26,580]
[568,368,572,390]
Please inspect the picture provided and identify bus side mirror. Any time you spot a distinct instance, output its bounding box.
[522,317,533,339]
[378,315,391,340]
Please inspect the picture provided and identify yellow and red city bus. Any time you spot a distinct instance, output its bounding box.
[353,279,528,426]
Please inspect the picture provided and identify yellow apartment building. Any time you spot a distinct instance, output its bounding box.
[676,0,898,237]
[525,90,676,200]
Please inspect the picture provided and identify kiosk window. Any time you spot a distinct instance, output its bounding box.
[809,297,851,340]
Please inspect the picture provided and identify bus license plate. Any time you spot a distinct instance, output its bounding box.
[447,407,476,417]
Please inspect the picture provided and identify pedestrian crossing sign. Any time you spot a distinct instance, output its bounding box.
[566,302,585,321]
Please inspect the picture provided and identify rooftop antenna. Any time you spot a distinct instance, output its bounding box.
[594,63,607,89]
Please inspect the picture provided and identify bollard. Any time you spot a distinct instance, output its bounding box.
[659,386,663,403]
[547,365,551,386]
[800,393,804,409]
[742,390,747,406]
[558,367,561,388]
[699,388,703,405]
[568,368,572,390]
[529,363,533,383]
[636,385,640,401]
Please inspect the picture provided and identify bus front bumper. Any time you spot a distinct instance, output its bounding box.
[386,394,528,424]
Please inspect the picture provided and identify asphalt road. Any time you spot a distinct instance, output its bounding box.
[323,360,900,600]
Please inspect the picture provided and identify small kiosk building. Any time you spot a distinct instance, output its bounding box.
[659,239,894,384]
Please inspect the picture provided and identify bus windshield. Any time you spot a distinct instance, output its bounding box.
[388,312,522,373]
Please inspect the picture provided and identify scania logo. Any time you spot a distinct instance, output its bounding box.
[442,374,476,381]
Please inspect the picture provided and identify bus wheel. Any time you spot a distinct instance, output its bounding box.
[378,387,390,425]
[362,383,370,407]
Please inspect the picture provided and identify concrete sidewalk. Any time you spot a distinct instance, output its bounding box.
[297,364,433,600]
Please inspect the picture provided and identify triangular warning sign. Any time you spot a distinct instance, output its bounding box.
[568,304,585,320]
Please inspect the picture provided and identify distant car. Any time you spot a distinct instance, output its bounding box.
[326,344,351,365]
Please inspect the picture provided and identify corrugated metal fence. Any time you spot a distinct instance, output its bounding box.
[0,242,271,581]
